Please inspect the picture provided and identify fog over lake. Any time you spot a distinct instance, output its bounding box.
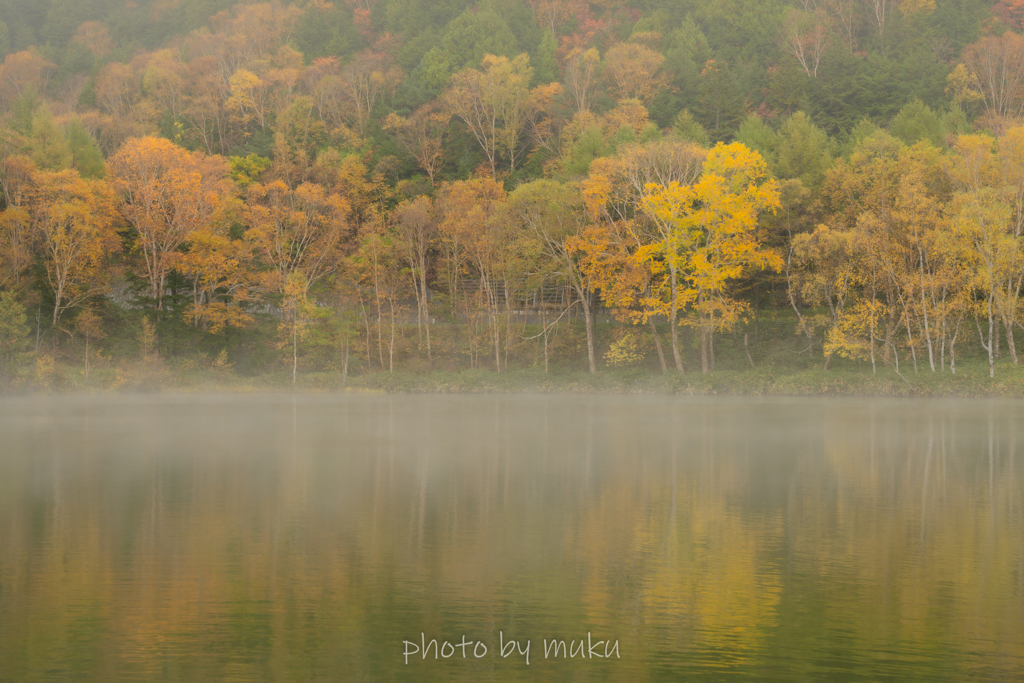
[1,394,1022,682]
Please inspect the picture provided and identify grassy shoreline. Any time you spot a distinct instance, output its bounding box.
[7,307,1022,398]
[7,357,1024,398]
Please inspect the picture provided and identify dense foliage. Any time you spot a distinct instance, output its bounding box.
[2,0,1024,386]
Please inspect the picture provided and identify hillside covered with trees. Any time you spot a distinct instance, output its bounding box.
[2,0,1024,389]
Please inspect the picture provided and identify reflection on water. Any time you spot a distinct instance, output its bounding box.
[0,395,1022,682]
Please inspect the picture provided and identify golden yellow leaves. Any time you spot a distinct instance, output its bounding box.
[576,141,779,372]
[31,169,121,326]
[639,143,782,321]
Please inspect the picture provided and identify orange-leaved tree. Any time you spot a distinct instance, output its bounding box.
[109,137,234,311]
[176,230,258,334]
[243,178,350,348]
[435,177,511,370]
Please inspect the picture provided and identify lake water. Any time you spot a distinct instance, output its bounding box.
[0,394,1022,682]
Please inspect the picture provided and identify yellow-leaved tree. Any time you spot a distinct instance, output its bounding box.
[576,140,708,373]
[641,142,782,373]
[30,168,121,326]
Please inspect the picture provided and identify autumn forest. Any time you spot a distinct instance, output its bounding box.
[2,0,1024,389]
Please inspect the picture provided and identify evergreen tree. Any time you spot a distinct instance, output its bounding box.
[65,117,104,178]
[889,98,944,148]
[736,114,778,167]
[673,109,711,147]
[775,111,832,191]
[534,29,557,86]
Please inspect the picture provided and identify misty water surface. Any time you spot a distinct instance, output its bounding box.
[0,394,1022,682]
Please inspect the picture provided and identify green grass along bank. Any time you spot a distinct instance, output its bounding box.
[11,357,1024,399]
[7,311,1024,397]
